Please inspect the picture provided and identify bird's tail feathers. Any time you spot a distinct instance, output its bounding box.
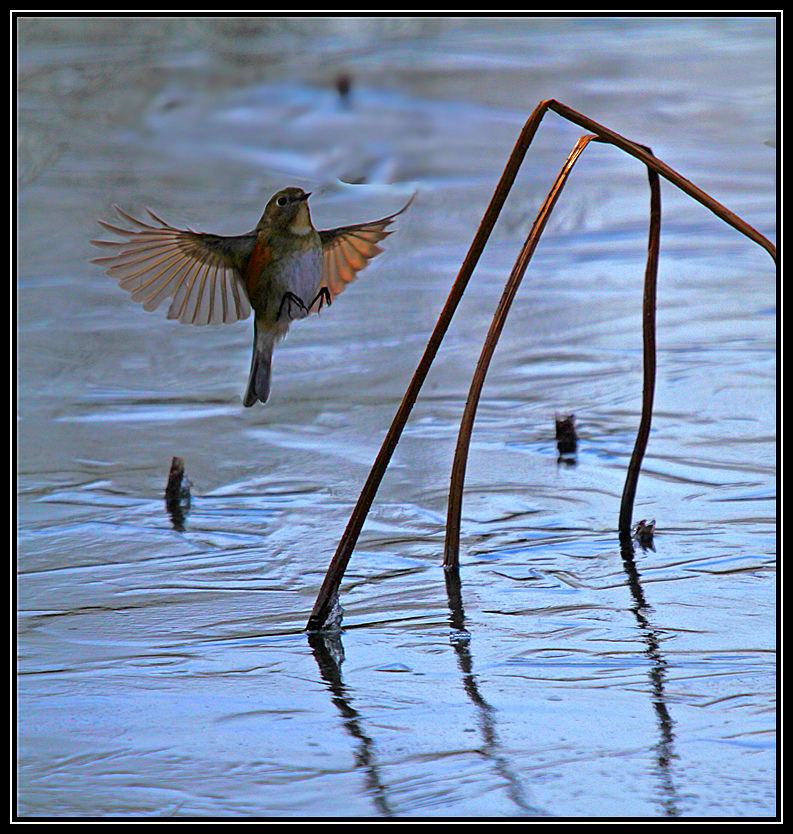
[243,324,277,407]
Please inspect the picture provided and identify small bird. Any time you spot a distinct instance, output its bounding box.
[91,187,412,406]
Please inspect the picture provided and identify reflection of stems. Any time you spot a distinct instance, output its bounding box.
[444,566,545,816]
[307,631,394,816]
[619,534,679,816]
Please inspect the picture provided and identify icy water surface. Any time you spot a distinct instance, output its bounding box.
[17,16,775,817]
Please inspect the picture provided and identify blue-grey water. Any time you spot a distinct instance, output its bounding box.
[17,16,776,818]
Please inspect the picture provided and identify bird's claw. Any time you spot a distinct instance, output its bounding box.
[277,288,332,321]
[307,287,332,314]
[277,291,309,320]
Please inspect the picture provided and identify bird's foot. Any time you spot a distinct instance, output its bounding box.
[307,287,332,314]
[277,291,309,320]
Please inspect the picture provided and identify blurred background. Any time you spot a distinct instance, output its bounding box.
[17,16,776,818]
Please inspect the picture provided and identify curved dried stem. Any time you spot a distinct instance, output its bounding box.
[443,134,598,567]
[544,100,775,262]
[618,157,662,537]
[307,99,775,630]
[305,105,550,631]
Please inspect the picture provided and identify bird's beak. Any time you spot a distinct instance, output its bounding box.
[300,191,311,201]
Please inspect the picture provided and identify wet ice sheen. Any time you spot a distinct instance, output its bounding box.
[17,16,775,818]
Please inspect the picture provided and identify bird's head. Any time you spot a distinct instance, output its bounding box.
[258,187,313,235]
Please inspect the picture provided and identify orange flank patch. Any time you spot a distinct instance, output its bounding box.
[244,236,272,298]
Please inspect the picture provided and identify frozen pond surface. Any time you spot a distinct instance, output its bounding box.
[17,16,775,817]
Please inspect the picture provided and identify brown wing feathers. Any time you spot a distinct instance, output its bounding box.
[91,206,251,326]
[319,193,413,299]
[92,194,413,323]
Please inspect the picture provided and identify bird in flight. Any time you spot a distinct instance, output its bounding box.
[91,187,412,406]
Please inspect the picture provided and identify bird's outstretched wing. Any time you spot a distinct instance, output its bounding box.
[91,206,254,325]
[318,193,414,300]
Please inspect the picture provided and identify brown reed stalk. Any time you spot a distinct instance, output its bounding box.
[618,159,661,538]
[444,138,662,566]
[306,100,775,630]
[305,104,550,631]
[443,134,598,567]
[544,101,776,262]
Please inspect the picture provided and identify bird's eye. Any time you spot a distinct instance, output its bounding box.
[276,195,288,207]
